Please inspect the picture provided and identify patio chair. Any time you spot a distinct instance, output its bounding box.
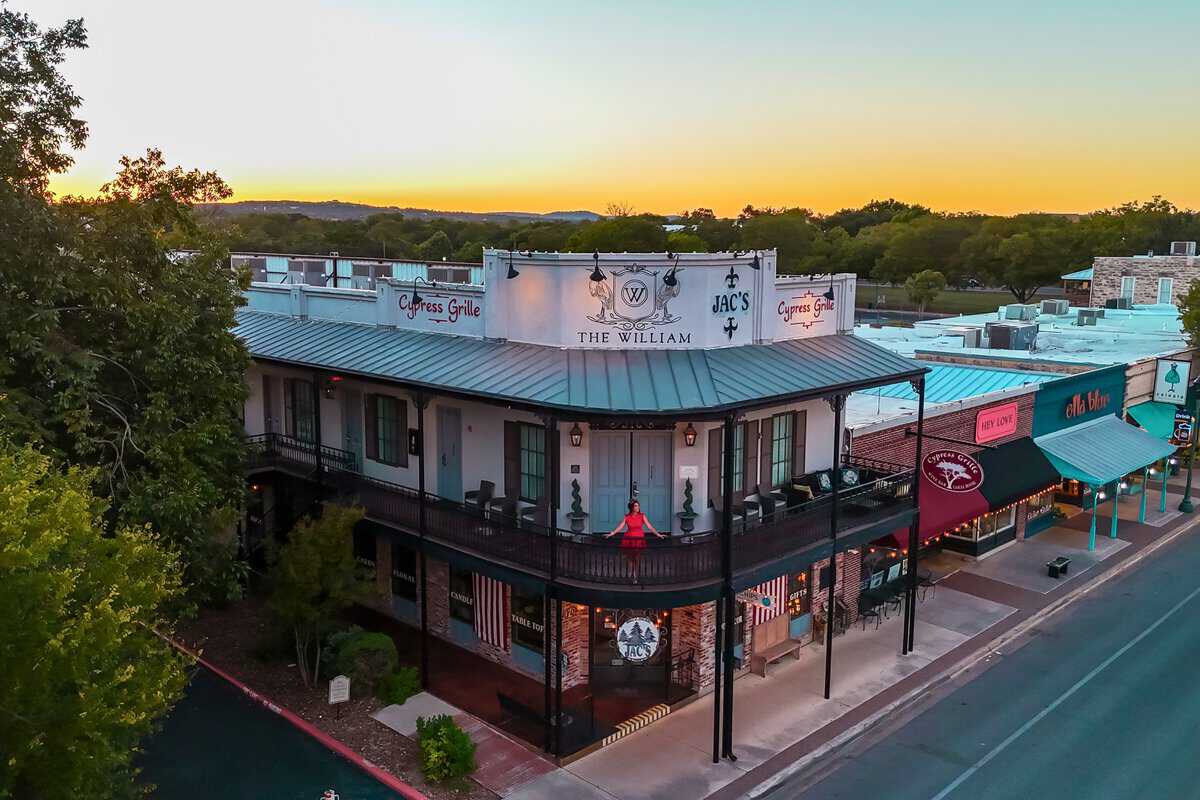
[486,496,519,524]
[917,568,937,601]
[857,596,882,630]
[464,480,495,514]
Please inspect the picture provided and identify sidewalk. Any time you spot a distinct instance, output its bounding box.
[500,491,1197,800]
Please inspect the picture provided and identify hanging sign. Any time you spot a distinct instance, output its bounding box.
[975,402,1019,444]
[921,450,985,493]
[1154,359,1191,405]
[1172,410,1194,445]
[328,675,351,705]
[616,617,661,663]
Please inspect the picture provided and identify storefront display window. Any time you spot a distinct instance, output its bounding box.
[787,573,810,619]
[510,588,545,652]
[353,529,376,571]
[449,567,474,624]
[1027,490,1055,522]
[391,544,416,600]
[947,505,1016,542]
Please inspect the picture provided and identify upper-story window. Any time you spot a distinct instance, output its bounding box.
[366,394,408,467]
[1158,277,1174,304]
[503,422,547,503]
[1120,276,1136,300]
[709,422,752,503]
[766,411,806,489]
[283,378,316,442]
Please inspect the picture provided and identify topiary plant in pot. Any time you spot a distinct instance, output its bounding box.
[567,479,588,534]
[676,478,698,533]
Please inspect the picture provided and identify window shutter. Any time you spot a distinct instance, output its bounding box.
[707,427,722,508]
[759,416,773,489]
[742,420,758,498]
[365,394,379,461]
[397,398,410,468]
[504,422,521,498]
[792,411,807,479]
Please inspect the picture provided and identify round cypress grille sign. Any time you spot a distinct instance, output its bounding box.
[616,617,661,663]
[921,450,984,493]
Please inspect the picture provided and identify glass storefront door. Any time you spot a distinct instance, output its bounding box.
[590,607,672,690]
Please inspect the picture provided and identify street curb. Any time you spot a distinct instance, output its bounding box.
[737,513,1200,800]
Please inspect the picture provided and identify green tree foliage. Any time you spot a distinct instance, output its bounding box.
[666,230,708,253]
[333,631,399,696]
[0,10,249,606]
[1177,280,1200,347]
[820,198,930,236]
[268,505,370,688]
[904,269,947,316]
[874,214,982,287]
[565,215,668,252]
[0,442,188,799]
[416,229,453,260]
[737,210,831,273]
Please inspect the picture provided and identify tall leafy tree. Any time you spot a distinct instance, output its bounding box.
[0,9,249,604]
[0,440,188,799]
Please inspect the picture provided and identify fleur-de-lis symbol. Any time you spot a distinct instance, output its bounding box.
[725,267,739,289]
[724,317,738,340]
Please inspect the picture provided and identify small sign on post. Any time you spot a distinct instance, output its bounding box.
[329,675,350,719]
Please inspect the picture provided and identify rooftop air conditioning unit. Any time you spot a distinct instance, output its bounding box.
[1076,309,1098,326]
[232,255,267,283]
[986,322,1014,349]
[1008,322,1039,350]
[1005,304,1038,321]
[1170,241,1198,257]
[1040,299,1069,315]
[945,326,982,348]
[1105,297,1132,310]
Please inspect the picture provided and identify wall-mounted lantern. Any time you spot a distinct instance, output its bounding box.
[570,423,583,447]
[323,375,342,398]
[683,422,698,447]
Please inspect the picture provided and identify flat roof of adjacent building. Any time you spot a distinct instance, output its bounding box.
[855,304,1188,368]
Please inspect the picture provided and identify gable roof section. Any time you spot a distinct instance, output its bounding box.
[235,310,924,415]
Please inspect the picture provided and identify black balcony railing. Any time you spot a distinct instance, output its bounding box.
[246,434,913,589]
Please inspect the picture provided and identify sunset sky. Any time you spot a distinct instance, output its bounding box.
[37,0,1200,217]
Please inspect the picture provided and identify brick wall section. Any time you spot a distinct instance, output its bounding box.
[1063,281,1091,307]
[811,551,863,620]
[852,393,1034,468]
[673,602,717,694]
[424,558,450,637]
[555,601,588,690]
[1090,255,1200,307]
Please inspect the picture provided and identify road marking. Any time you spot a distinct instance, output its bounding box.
[929,580,1200,800]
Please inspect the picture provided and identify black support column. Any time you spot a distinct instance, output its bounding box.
[823,394,845,700]
[711,587,723,764]
[903,378,926,655]
[416,394,430,690]
[720,412,738,761]
[542,415,560,755]
[311,372,324,486]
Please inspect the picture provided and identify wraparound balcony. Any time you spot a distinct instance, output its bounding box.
[246,433,915,598]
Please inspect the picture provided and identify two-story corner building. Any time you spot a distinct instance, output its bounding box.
[235,249,928,763]
[1088,242,1199,308]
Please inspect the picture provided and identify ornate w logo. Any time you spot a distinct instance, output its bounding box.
[621,282,648,307]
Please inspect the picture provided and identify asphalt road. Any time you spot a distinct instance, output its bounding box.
[773,528,1200,800]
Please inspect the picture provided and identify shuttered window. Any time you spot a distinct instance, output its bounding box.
[504,421,546,503]
[365,394,407,467]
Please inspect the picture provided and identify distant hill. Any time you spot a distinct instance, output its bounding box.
[198,200,602,224]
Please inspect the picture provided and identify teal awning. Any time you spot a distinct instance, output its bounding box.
[1035,415,1176,486]
[1061,267,1093,281]
[1127,400,1179,440]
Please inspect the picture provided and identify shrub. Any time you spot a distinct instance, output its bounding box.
[320,625,364,673]
[334,631,398,695]
[378,667,421,705]
[416,714,476,782]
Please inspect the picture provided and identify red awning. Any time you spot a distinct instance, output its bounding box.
[880,451,991,549]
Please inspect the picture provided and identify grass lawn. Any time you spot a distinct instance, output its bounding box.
[857,285,1019,315]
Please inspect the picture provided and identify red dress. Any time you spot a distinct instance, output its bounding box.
[621,513,647,550]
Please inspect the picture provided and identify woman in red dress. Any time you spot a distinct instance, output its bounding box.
[604,500,666,582]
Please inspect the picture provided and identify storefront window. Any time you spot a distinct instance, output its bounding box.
[591,608,670,667]
[787,573,810,619]
[947,506,1016,542]
[1027,490,1055,521]
[449,567,474,624]
[391,543,416,600]
[353,529,376,572]
[510,588,545,652]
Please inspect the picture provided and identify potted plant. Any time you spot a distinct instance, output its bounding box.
[676,478,698,534]
[567,479,588,534]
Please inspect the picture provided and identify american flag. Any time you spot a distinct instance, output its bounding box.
[473,574,508,650]
[750,575,789,626]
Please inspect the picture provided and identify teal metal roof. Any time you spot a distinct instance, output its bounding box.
[1127,400,1178,440]
[1061,267,1093,280]
[235,310,925,415]
[1034,415,1176,485]
[864,362,1061,404]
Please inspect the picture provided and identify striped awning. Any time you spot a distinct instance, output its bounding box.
[473,574,508,650]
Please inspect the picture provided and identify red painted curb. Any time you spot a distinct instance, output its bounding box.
[169,638,428,800]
